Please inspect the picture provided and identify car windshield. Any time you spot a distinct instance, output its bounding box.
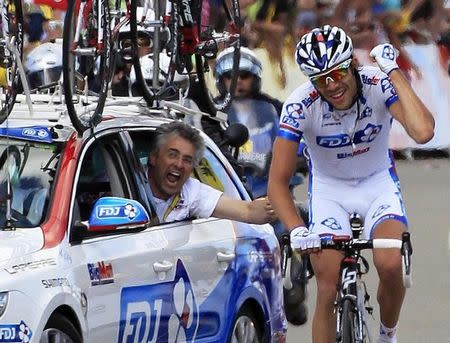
[0,138,60,229]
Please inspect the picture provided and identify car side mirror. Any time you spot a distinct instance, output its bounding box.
[88,197,150,231]
[222,123,249,149]
[71,197,150,243]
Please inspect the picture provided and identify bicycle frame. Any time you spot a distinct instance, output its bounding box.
[335,238,372,343]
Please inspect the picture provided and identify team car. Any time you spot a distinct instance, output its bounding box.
[0,97,287,343]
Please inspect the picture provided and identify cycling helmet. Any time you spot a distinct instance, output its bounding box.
[118,7,169,62]
[214,47,262,95]
[24,41,62,90]
[295,25,353,76]
[129,53,188,98]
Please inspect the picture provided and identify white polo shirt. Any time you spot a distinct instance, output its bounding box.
[149,177,223,223]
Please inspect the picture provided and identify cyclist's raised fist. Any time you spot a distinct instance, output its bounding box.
[370,43,399,75]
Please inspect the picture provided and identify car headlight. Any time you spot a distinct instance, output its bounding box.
[0,292,8,317]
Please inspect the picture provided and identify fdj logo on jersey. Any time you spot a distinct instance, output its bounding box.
[317,123,382,148]
[118,260,199,343]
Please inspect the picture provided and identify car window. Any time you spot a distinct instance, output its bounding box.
[74,135,134,221]
[200,148,243,199]
[0,139,59,228]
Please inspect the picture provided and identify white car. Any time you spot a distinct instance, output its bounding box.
[0,100,287,342]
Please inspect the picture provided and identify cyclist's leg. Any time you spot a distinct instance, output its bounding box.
[309,196,351,342]
[365,174,408,342]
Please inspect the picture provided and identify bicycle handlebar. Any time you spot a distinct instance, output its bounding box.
[320,236,403,251]
[281,233,413,289]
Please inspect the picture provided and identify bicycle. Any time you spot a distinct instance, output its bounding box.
[63,0,136,133]
[0,0,23,124]
[281,212,413,343]
[130,0,241,114]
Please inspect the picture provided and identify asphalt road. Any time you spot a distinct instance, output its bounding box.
[287,158,450,343]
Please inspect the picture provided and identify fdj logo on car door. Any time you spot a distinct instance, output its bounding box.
[118,260,199,343]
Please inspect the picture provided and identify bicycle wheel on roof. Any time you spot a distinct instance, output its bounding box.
[195,0,241,115]
[0,0,23,124]
[62,0,113,133]
[129,0,180,105]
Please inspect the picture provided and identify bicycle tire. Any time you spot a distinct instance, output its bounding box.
[339,299,357,343]
[0,0,23,124]
[130,0,180,104]
[195,0,241,115]
[63,0,113,133]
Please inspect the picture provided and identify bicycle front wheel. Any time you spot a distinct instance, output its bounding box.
[63,0,113,133]
[338,299,358,343]
[0,0,23,124]
[195,0,241,115]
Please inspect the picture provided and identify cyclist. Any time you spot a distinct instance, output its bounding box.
[268,25,434,343]
[208,46,309,325]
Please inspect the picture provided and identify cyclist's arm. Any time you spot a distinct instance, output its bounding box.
[268,137,305,230]
[388,69,435,144]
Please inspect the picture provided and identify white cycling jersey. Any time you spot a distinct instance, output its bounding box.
[278,66,408,236]
[278,66,398,181]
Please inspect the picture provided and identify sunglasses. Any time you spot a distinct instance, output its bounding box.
[310,59,352,88]
[223,71,253,80]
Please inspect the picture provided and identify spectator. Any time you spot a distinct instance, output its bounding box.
[210,46,309,325]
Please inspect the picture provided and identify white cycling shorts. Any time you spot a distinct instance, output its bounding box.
[308,169,408,239]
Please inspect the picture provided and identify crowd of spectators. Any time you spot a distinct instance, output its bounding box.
[20,0,450,95]
[239,0,450,89]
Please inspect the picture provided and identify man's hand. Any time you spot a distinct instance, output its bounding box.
[369,43,399,75]
[290,226,321,253]
[252,197,277,223]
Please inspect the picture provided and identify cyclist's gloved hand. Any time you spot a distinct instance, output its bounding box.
[369,43,399,75]
[290,226,321,251]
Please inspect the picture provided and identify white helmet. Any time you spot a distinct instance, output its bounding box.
[118,7,169,62]
[214,47,262,95]
[24,41,62,90]
[129,53,189,97]
[295,25,353,76]
[214,46,262,79]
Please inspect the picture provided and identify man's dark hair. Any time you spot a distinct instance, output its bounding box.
[153,121,205,166]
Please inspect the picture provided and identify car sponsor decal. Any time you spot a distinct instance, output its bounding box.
[87,261,114,286]
[4,258,57,274]
[118,259,199,343]
[0,126,53,143]
[96,203,139,220]
[41,278,70,288]
[0,321,32,342]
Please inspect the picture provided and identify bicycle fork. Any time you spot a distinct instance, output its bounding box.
[336,258,372,342]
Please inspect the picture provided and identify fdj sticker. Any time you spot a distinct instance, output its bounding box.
[118,260,199,343]
[0,321,32,342]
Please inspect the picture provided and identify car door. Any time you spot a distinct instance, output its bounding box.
[125,129,245,341]
[68,131,177,343]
